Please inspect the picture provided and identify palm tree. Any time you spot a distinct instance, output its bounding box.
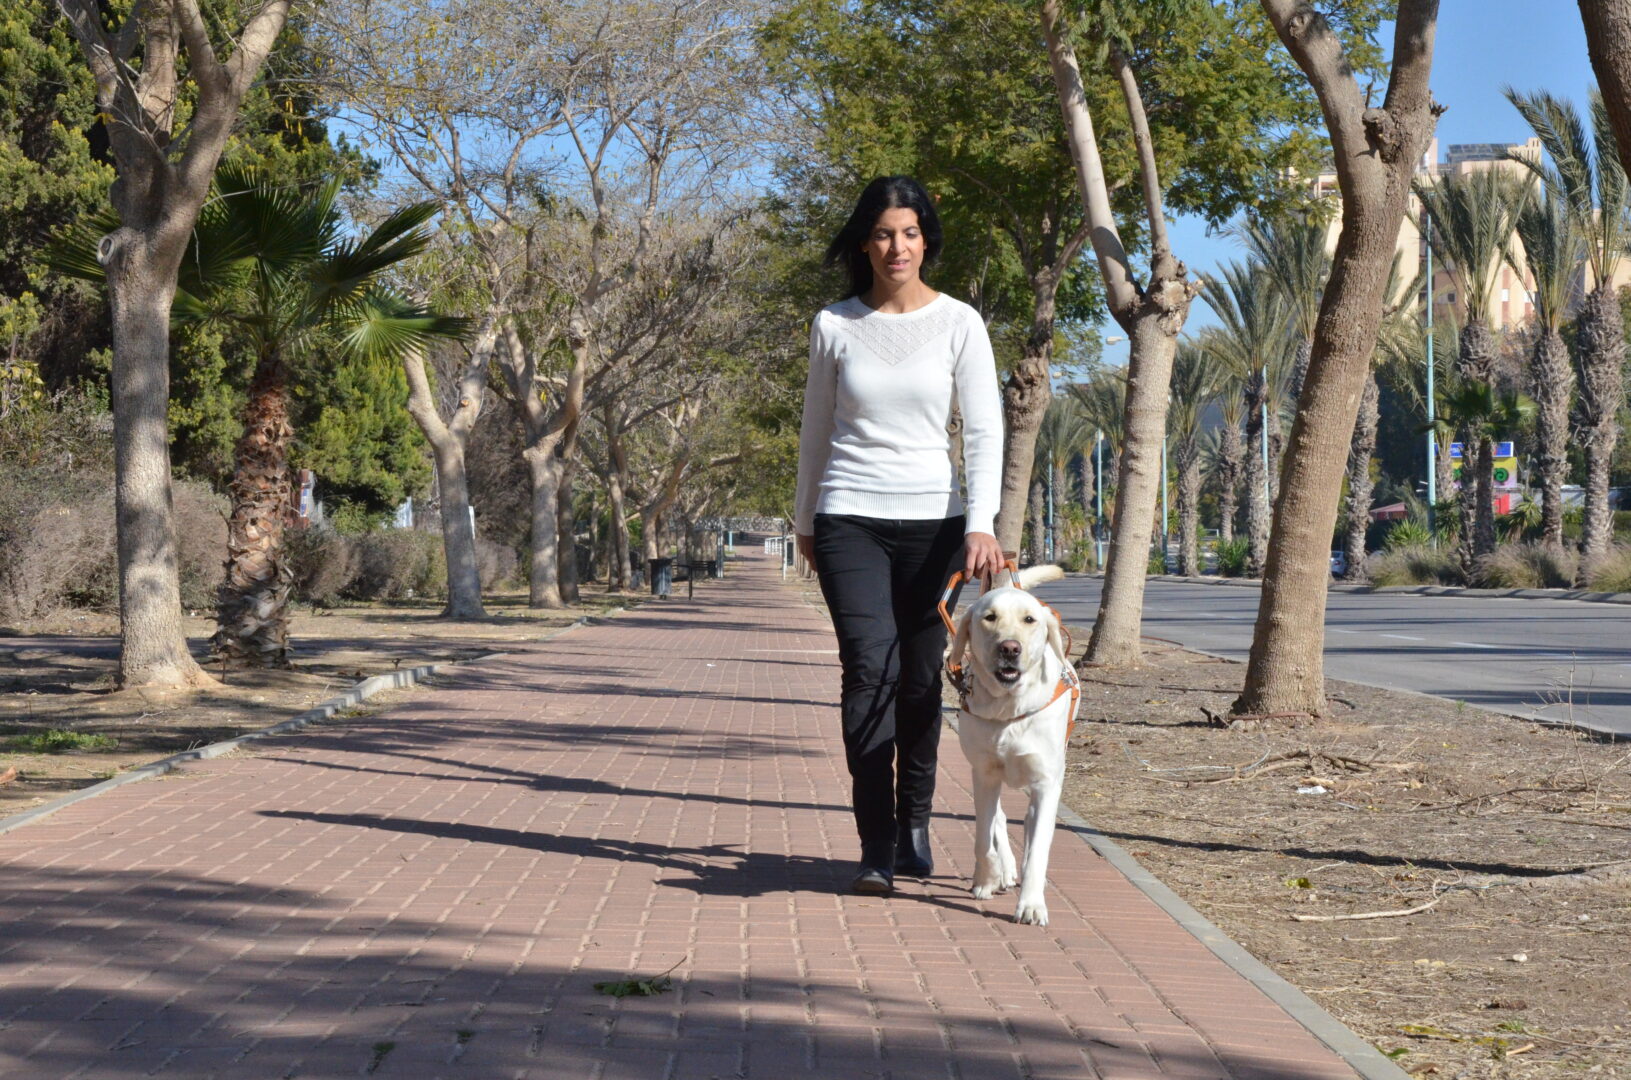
[1429,379,1538,576]
[1168,340,1226,576]
[1068,372,1126,557]
[1509,182,1585,548]
[1235,214,1332,402]
[1199,259,1290,576]
[59,168,468,665]
[1507,88,1628,558]
[1035,396,1094,564]
[1414,167,1533,562]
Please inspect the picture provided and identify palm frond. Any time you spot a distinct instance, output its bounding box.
[311,202,441,311]
[1414,169,1532,324]
[335,288,472,362]
[42,207,122,284]
[1230,215,1330,339]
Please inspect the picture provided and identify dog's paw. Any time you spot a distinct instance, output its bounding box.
[972,873,1010,900]
[1013,898,1049,926]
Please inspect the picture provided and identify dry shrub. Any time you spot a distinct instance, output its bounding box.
[286,526,360,606]
[476,537,518,592]
[0,469,112,621]
[1582,543,1631,593]
[1365,544,1464,587]
[349,529,446,601]
[1474,542,1579,589]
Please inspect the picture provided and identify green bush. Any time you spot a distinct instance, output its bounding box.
[5,729,117,753]
[1147,549,1166,575]
[1366,544,1464,586]
[1214,537,1250,577]
[1582,544,1631,592]
[1384,520,1433,551]
[349,529,446,601]
[1474,543,1578,589]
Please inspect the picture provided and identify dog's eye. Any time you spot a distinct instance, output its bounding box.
[1024,615,1036,623]
[983,613,997,622]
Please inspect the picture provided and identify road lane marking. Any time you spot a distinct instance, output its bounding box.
[1450,641,1499,650]
[1327,628,1359,634]
[1379,633,1424,641]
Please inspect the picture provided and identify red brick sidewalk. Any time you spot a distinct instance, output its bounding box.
[0,551,1370,1079]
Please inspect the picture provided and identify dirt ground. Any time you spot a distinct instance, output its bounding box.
[1060,633,1631,1079]
[0,590,638,820]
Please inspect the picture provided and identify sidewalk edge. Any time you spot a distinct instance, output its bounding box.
[1050,798,1412,1080]
[0,611,612,838]
[1133,573,1631,605]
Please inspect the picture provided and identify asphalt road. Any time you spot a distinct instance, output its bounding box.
[1030,577,1631,736]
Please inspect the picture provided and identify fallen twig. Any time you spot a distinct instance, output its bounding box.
[1289,894,1445,922]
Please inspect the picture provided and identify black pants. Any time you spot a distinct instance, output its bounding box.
[813,513,966,860]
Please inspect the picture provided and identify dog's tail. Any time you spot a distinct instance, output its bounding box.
[1015,564,1065,589]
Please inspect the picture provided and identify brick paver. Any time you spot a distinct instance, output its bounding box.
[0,551,1363,1079]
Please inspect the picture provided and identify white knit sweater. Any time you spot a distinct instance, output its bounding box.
[794,293,1004,536]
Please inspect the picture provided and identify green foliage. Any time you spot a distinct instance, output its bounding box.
[1214,537,1251,577]
[293,350,429,514]
[0,0,113,389]
[4,729,117,753]
[1384,520,1435,551]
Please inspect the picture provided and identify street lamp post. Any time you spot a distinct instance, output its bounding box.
[1423,207,1438,539]
[1095,429,1105,569]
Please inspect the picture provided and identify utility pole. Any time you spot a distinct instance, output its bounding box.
[1095,429,1105,569]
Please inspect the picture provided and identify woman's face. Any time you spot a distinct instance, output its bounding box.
[863,206,926,289]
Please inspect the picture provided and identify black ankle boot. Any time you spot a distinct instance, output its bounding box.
[894,823,933,876]
[853,838,895,894]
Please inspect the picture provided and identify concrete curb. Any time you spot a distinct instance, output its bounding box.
[0,610,619,838]
[1137,573,1631,605]
[941,711,1408,1080]
[1050,800,1412,1080]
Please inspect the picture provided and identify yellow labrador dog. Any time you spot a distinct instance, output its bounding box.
[946,565,1076,926]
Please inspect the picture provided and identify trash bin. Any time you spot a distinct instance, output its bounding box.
[648,557,673,597]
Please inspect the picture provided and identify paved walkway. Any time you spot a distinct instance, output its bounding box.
[0,552,1368,1079]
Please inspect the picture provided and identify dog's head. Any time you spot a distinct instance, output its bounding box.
[947,567,1066,699]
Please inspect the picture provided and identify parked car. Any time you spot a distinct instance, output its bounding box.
[1330,550,1347,577]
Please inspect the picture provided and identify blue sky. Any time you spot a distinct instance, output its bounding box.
[1098,3,1597,365]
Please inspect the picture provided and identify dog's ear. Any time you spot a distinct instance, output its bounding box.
[1044,605,1067,666]
[947,607,972,670]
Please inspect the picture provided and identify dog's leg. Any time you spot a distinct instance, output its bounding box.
[969,766,1008,899]
[1013,781,1062,926]
[993,803,1018,891]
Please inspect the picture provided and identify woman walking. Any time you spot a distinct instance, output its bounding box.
[795,176,1004,895]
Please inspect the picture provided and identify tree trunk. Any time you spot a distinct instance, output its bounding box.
[606,467,631,591]
[431,439,484,617]
[1234,0,1440,717]
[1175,437,1203,576]
[1027,479,1046,564]
[1086,316,1183,665]
[1530,329,1573,548]
[1580,2,1631,181]
[1288,337,1313,402]
[1242,371,1271,576]
[402,339,491,619]
[1217,420,1242,545]
[1456,320,1499,565]
[994,304,1056,554]
[1575,284,1624,559]
[1051,460,1067,562]
[525,441,568,608]
[213,357,295,665]
[104,237,213,688]
[557,459,580,604]
[1342,371,1379,582]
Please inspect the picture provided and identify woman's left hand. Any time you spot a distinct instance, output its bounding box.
[963,531,1005,584]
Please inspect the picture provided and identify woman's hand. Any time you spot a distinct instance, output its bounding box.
[963,531,1004,585]
[796,533,817,570]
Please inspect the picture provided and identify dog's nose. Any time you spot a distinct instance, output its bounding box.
[998,639,1021,661]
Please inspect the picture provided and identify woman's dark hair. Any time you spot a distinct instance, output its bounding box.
[823,176,943,299]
